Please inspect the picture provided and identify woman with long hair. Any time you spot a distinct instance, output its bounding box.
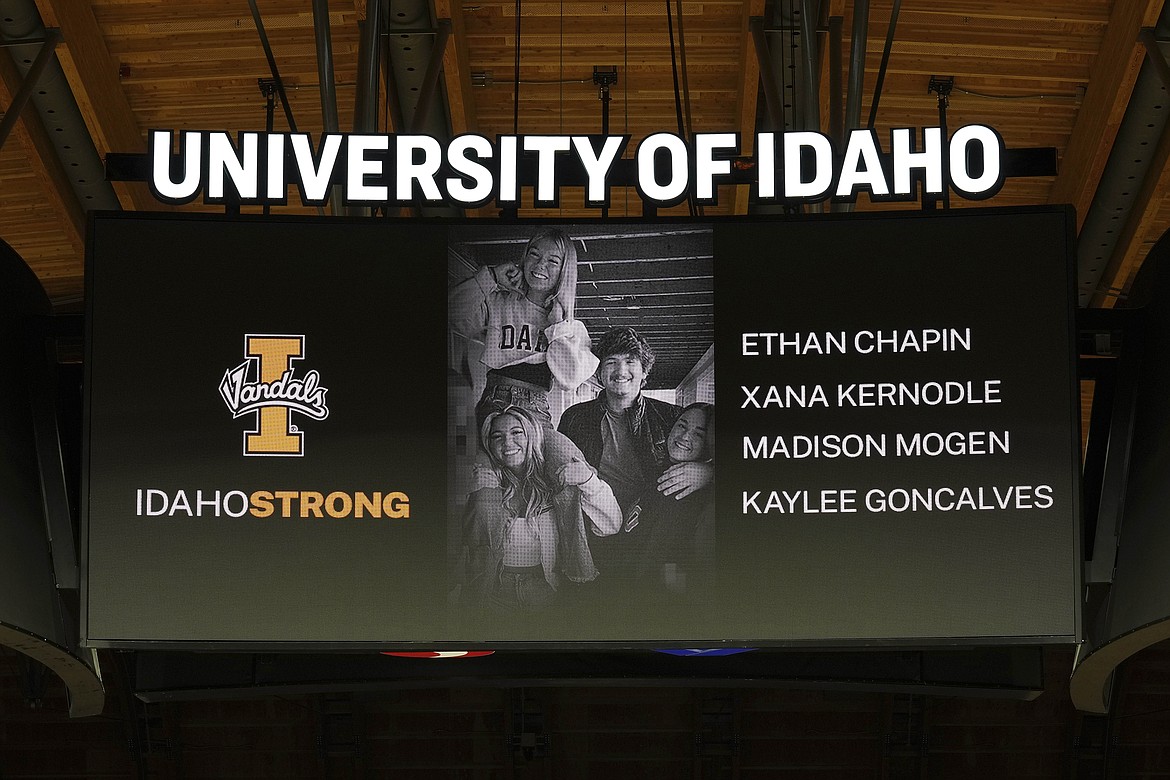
[450,227,596,430]
[464,406,621,612]
[626,402,716,598]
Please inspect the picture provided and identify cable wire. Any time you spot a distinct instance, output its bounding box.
[513,0,522,134]
[247,0,299,133]
[955,86,1080,101]
[779,0,789,133]
[866,0,901,129]
[666,0,686,139]
[624,0,630,215]
[559,0,564,136]
[665,0,695,216]
[675,0,702,216]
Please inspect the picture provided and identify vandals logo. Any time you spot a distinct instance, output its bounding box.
[219,334,330,456]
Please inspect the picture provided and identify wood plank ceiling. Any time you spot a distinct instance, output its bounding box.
[0,0,1164,310]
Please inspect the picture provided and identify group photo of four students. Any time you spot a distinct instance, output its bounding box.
[447,225,716,620]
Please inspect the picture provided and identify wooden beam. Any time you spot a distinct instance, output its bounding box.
[732,0,765,215]
[0,53,84,254]
[1048,0,1164,231]
[33,0,162,211]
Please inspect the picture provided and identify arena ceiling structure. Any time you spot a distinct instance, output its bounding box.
[0,0,1165,306]
[4,0,1170,741]
[0,0,1165,406]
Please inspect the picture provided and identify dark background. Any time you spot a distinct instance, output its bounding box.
[84,210,1078,648]
[715,209,1080,643]
[84,215,449,645]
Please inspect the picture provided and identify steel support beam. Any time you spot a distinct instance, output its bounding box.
[829,15,843,142]
[844,0,868,132]
[25,318,78,591]
[1139,27,1170,90]
[0,26,58,153]
[354,0,385,134]
[408,19,450,133]
[867,0,900,129]
[839,0,868,212]
[312,0,342,215]
[798,0,820,133]
[749,17,785,131]
[312,0,340,135]
[351,0,386,217]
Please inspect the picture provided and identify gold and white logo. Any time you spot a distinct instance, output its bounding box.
[219,334,330,456]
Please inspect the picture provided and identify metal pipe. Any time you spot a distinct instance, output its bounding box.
[938,97,949,208]
[675,0,696,143]
[381,34,405,137]
[513,0,522,133]
[311,0,342,215]
[798,0,820,133]
[866,0,901,128]
[750,17,785,131]
[838,0,869,213]
[829,16,843,143]
[409,19,451,133]
[351,0,384,217]
[1087,324,1141,586]
[25,325,78,590]
[0,27,59,154]
[354,0,385,134]
[601,85,610,135]
[246,0,298,133]
[844,0,869,132]
[601,81,611,219]
[261,79,276,216]
[312,0,340,135]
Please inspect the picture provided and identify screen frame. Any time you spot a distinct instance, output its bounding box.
[80,205,1083,652]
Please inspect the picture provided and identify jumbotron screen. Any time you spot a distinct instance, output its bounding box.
[82,208,1080,648]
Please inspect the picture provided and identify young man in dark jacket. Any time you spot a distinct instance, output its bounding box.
[558,327,712,581]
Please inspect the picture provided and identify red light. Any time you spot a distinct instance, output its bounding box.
[380,650,495,659]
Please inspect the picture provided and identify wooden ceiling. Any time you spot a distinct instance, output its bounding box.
[0,0,1165,306]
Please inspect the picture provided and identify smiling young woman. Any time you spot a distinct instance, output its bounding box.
[449,228,597,432]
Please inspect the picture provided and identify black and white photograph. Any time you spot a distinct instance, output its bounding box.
[446,223,716,632]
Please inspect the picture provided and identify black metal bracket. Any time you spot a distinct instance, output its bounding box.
[927,75,955,107]
[592,64,619,92]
